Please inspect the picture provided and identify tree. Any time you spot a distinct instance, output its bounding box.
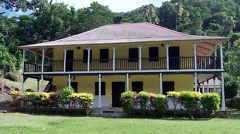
[143,5,159,25]
[173,2,183,30]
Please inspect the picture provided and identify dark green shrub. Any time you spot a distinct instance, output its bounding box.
[4,71,18,81]
[179,91,203,119]
[120,91,136,114]
[59,87,74,107]
[201,93,221,118]
[167,91,180,118]
[151,94,168,114]
[138,91,150,115]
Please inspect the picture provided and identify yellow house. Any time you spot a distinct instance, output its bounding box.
[19,23,227,110]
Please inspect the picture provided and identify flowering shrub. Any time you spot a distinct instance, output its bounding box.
[59,87,75,107]
[120,91,136,114]
[41,93,51,108]
[31,92,43,108]
[138,91,150,115]
[152,94,168,114]
[167,91,180,118]
[201,93,220,118]
[49,91,62,108]
[179,91,203,119]
[79,93,94,116]
[70,93,79,107]
[11,91,24,108]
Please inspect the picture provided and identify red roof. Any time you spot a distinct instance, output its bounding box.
[19,22,226,48]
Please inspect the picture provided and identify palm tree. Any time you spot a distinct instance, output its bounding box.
[173,2,183,30]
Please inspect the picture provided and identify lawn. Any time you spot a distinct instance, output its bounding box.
[0,113,239,134]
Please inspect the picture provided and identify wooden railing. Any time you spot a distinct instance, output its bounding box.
[24,56,221,72]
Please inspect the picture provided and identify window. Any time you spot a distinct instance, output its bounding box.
[95,82,106,95]
[100,49,109,63]
[149,47,158,61]
[132,82,143,93]
[129,48,138,62]
[83,50,92,63]
[162,81,174,95]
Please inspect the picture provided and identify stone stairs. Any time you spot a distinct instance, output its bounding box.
[91,107,127,117]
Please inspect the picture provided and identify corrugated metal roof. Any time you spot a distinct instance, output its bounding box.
[19,22,227,48]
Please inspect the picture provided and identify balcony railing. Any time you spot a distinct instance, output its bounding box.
[24,56,221,72]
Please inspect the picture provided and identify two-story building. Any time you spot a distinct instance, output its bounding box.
[18,22,227,110]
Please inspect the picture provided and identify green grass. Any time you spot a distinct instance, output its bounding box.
[0,113,239,134]
[226,107,240,115]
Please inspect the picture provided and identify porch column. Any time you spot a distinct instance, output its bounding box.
[194,72,198,92]
[214,76,216,93]
[98,74,101,108]
[192,42,199,70]
[85,46,93,72]
[63,47,68,72]
[164,43,171,70]
[126,73,129,92]
[217,42,224,70]
[221,72,225,111]
[21,49,27,91]
[111,45,118,71]
[198,83,200,92]
[34,53,38,72]
[214,46,217,69]
[68,74,71,88]
[137,44,144,71]
[40,48,47,92]
[37,78,40,92]
[160,73,163,94]
[202,82,205,94]
[207,79,209,93]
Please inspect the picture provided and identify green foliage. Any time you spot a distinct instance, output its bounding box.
[223,73,239,98]
[120,91,136,114]
[59,87,74,106]
[167,91,180,118]
[138,91,150,115]
[151,94,168,114]
[31,92,42,107]
[201,93,221,118]
[179,91,203,119]
[78,93,94,116]
[4,71,18,81]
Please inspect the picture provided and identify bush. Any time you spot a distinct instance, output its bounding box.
[201,93,220,118]
[167,91,180,118]
[49,91,62,108]
[4,71,18,81]
[138,91,150,115]
[59,87,74,107]
[10,91,24,108]
[179,91,203,119]
[31,92,43,108]
[41,93,51,108]
[120,91,136,114]
[79,93,94,116]
[151,94,168,114]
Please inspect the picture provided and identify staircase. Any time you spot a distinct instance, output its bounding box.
[91,107,127,117]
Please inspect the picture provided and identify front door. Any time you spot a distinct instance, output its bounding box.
[66,50,73,71]
[169,47,180,70]
[112,82,125,107]
[71,82,78,93]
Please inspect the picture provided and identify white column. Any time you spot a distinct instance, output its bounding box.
[37,79,40,92]
[214,76,216,93]
[202,82,205,94]
[111,45,118,71]
[192,42,199,70]
[21,49,27,91]
[198,84,200,92]
[137,44,144,71]
[98,74,101,108]
[194,72,198,92]
[221,72,225,111]
[40,48,47,92]
[214,46,217,69]
[207,79,209,93]
[160,73,163,94]
[126,73,129,92]
[68,74,71,88]
[85,46,93,72]
[164,43,171,70]
[63,47,68,72]
[217,42,224,70]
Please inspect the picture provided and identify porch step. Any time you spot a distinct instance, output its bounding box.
[90,108,127,117]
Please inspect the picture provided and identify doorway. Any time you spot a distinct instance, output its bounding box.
[112,82,125,107]
[169,47,179,70]
[66,50,73,71]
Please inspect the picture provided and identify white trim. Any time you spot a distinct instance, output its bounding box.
[221,72,225,111]
[163,43,172,70]
[202,83,205,94]
[191,42,199,70]
[160,73,162,94]
[85,46,93,72]
[216,42,224,70]
[126,73,129,92]
[98,74,101,108]
[137,44,144,71]
[41,75,44,92]
[24,69,225,75]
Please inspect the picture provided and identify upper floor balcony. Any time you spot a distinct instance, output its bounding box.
[24,56,221,73]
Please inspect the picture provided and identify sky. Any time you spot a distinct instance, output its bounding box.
[1,0,169,18]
